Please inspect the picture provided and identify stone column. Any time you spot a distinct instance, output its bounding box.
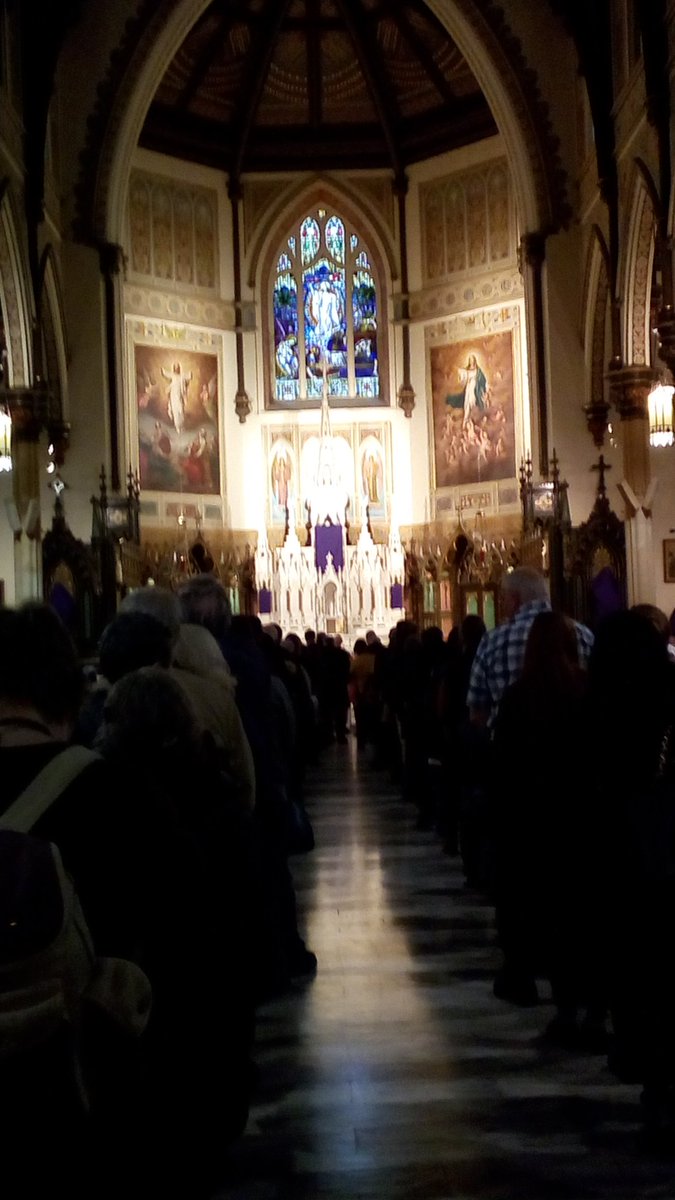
[607,362,659,603]
[518,232,549,477]
[8,390,47,602]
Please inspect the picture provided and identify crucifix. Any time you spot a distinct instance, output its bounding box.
[591,454,610,499]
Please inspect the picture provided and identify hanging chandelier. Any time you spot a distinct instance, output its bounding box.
[648,382,675,447]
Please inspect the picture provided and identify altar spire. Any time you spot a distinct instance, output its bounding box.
[315,359,335,487]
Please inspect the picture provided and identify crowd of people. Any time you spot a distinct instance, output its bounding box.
[340,567,675,1155]
[2,565,675,1193]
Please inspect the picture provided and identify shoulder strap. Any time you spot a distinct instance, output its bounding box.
[0,745,101,834]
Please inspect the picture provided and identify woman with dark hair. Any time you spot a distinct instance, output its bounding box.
[490,610,600,1030]
[588,610,675,1147]
[96,666,257,1186]
[440,614,487,871]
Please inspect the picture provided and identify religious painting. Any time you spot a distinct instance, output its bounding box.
[664,539,675,583]
[268,433,296,526]
[135,344,220,495]
[430,330,515,489]
[268,206,384,407]
[358,431,386,522]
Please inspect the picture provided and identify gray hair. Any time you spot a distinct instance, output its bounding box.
[502,567,549,606]
[176,573,232,635]
[119,586,181,643]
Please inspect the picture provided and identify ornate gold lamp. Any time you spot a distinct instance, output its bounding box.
[647,382,675,447]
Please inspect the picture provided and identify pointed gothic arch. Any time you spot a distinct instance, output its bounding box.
[622,166,658,366]
[0,181,33,388]
[582,227,611,415]
[254,180,393,410]
[37,245,69,416]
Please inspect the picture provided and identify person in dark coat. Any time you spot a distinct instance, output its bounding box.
[490,610,599,1025]
[587,610,675,1147]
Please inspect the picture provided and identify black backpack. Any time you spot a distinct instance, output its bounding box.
[0,746,151,1108]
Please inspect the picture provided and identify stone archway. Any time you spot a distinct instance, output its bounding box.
[73,0,569,248]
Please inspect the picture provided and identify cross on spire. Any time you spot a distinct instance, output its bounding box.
[591,454,611,498]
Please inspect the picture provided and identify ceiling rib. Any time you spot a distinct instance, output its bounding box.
[230,0,297,183]
[332,0,404,180]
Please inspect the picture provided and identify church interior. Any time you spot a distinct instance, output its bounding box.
[2,0,674,634]
[3,1,675,1197]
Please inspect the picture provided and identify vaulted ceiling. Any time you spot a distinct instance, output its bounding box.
[140,0,497,180]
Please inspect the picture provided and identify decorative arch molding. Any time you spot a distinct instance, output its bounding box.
[622,169,658,366]
[0,181,33,388]
[37,245,69,415]
[75,0,204,245]
[248,177,398,296]
[581,228,611,443]
[429,0,571,234]
[74,0,569,248]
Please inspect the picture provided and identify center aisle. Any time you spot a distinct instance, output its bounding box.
[215,744,674,1200]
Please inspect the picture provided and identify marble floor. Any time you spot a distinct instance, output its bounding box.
[215,743,675,1200]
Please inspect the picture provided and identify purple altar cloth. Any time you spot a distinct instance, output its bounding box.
[315,523,344,572]
[258,587,273,614]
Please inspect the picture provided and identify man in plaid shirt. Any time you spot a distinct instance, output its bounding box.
[467,566,594,729]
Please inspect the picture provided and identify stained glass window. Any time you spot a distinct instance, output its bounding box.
[269,206,382,406]
[301,217,320,265]
[326,217,345,264]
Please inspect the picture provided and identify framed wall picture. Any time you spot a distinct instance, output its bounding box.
[429,329,516,490]
[268,431,297,526]
[357,425,389,522]
[664,539,675,583]
[134,342,221,496]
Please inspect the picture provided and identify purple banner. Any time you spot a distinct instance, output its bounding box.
[258,587,273,614]
[390,583,404,609]
[315,523,344,572]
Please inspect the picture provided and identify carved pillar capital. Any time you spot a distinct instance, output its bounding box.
[517,231,546,273]
[3,385,51,441]
[397,383,415,419]
[582,398,611,448]
[606,362,659,420]
[235,388,251,424]
[606,361,657,501]
[98,241,126,277]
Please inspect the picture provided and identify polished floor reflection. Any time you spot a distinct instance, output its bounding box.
[216,744,675,1199]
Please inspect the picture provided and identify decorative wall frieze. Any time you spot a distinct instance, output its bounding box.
[423,302,520,346]
[419,157,515,288]
[455,0,572,232]
[127,169,220,293]
[409,268,522,323]
[124,284,236,329]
